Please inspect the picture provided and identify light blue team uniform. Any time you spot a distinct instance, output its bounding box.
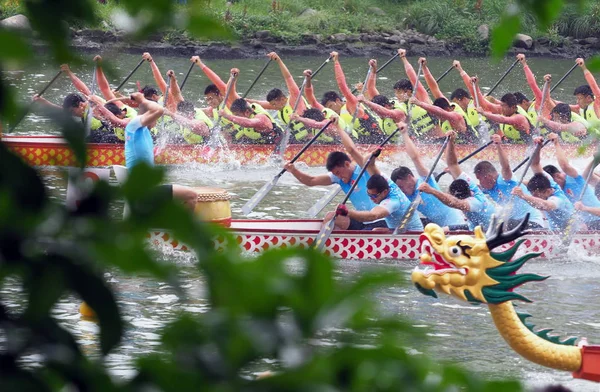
[405,177,466,227]
[544,173,575,230]
[125,116,154,170]
[379,179,424,231]
[457,173,495,231]
[481,176,546,228]
[563,175,600,226]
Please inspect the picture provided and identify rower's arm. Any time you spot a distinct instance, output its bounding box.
[94,104,129,128]
[481,111,529,131]
[552,136,579,177]
[495,137,512,181]
[515,192,558,211]
[246,98,274,110]
[333,58,362,115]
[425,187,471,212]
[422,61,444,99]
[542,117,587,134]
[577,204,600,216]
[445,135,463,179]
[366,60,380,98]
[304,75,325,111]
[167,71,184,112]
[581,60,600,103]
[347,206,390,222]
[401,129,428,177]
[169,112,210,136]
[94,62,124,109]
[530,139,544,174]
[416,101,455,121]
[582,159,599,187]
[455,62,476,99]
[294,116,329,129]
[222,112,270,130]
[400,52,430,103]
[336,124,366,167]
[361,99,405,121]
[145,55,168,95]
[139,100,165,128]
[286,165,333,187]
[62,65,91,96]
[273,53,306,113]
[475,82,502,113]
[518,55,544,105]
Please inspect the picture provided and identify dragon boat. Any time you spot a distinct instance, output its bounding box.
[2,134,594,168]
[411,214,600,383]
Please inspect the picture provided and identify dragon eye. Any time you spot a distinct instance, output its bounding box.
[449,246,463,257]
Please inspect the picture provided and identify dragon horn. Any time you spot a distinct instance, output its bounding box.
[486,213,531,251]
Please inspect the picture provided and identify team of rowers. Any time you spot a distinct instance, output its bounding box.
[30,49,600,234]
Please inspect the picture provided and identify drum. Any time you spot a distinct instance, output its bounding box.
[194,187,232,227]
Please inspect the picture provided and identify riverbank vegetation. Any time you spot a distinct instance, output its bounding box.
[3,0,600,54]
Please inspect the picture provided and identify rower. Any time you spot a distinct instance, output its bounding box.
[331,51,384,143]
[511,137,575,231]
[284,116,388,231]
[87,95,131,142]
[473,134,545,230]
[392,124,467,231]
[302,69,348,132]
[166,100,212,145]
[32,93,116,143]
[417,131,495,231]
[542,133,600,229]
[540,103,588,142]
[220,70,283,144]
[516,54,555,124]
[93,55,138,118]
[452,60,492,129]
[574,58,600,122]
[122,92,198,210]
[245,52,310,142]
[289,108,337,144]
[409,96,473,142]
[474,75,533,144]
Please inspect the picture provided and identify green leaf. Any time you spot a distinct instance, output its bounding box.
[526,0,564,29]
[187,13,233,40]
[23,265,65,321]
[490,6,521,60]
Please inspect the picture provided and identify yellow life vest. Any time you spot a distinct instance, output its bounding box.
[233,104,282,144]
[439,104,479,144]
[340,104,382,143]
[111,105,137,141]
[499,112,532,144]
[277,101,316,143]
[580,103,599,122]
[175,109,215,144]
[378,116,400,144]
[394,101,436,138]
[554,112,588,143]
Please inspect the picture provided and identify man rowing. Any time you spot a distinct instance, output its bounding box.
[540,103,588,142]
[511,137,575,231]
[245,52,311,144]
[284,116,389,231]
[474,75,535,144]
[418,131,495,231]
[302,69,348,135]
[142,52,180,111]
[392,125,467,231]
[574,58,600,122]
[542,132,600,229]
[473,134,545,230]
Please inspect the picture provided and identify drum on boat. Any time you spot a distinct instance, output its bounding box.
[193,187,232,227]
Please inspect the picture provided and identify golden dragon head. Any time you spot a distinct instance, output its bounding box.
[411,214,547,304]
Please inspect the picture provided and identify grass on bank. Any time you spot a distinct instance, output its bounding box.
[2,0,600,54]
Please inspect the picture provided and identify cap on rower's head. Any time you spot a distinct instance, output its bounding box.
[393,79,413,92]
[230,98,251,114]
[450,88,471,101]
[204,84,220,96]
[372,95,391,107]
[500,93,518,108]
[321,91,342,106]
[433,97,451,110]
[302,108,325,122]
[391,166,414,182]
[62,93,85,110]
[141,85,160,99]
[513,92,529,104]
[326,151,351,171]
[574,85,594,98]
[266,88,286,102]
[177,100,195,117]
[449,179,471,199]
[104,102,125,116]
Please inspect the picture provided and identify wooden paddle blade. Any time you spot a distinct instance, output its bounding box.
[241,176,280,216]
[306,186,342,218]
[560,213,581,248]
[394,196,420,235]
[313,218,336,251]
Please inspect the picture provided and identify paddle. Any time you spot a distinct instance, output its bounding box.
[393,135,450,235]
[8,70,63,133]
[425,64,453,93]
[313,131,401,250]
[561,158,600,247]
[472,79,491,143]
[310,55,332,79]
[350,52,399,94]
[275,76,308,158]
[511,140,552,173]
[241,59,272,99]
[114,59,145,92]
[550,63,578,93]
[206,72,236,149]
[434,140,493,181]
[84,67,98,138]
[160,73,171,135]
[241,119,334,216]
[485,59,519,97]
[179,62,195,92]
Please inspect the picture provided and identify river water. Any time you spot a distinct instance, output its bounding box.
[4,55,600,391]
